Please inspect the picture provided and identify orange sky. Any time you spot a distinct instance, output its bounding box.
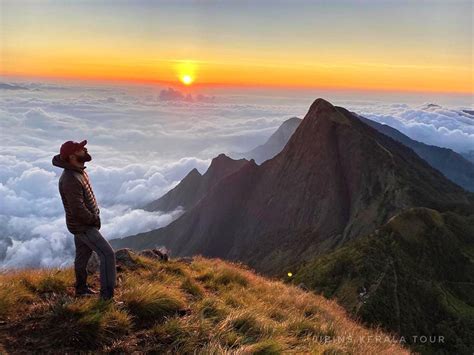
[1,1,472,94]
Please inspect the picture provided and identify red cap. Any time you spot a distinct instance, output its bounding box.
[60,140,87,160]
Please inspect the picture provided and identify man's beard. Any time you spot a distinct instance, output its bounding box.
[77,152,92,163]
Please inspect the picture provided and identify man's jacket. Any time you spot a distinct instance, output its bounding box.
[52,154,101,234]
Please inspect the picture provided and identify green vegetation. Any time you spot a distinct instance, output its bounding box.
[293,208,474,354]
[0,253,408,354]
[51,297,132,347]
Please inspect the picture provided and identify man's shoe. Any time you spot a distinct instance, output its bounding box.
[75,287,98,297]
[100,296,124,306]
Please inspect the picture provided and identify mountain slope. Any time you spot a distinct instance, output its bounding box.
[236,116,302,164]
[463,150,474,164]
[238,110,474,192]
[144,154,249,212]
[293,208,474,354]
[356,115,474,192]
[111,98,474,353]
[112,98,472,273]
[0,251,408,354]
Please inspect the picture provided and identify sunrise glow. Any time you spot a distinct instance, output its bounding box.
[1,1,471,94]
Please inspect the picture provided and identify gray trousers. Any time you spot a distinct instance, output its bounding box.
[74,227,116,299]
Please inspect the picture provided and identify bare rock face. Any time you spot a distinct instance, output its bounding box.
[175,256,194,265]
[138,247,169,261]
[115,248,137,268]
[87,248,162,274]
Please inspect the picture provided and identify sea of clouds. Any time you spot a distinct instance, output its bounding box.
[0,80,472,269]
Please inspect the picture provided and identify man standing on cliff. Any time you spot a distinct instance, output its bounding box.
[52,140,116,301]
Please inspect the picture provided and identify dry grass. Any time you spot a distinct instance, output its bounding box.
[0,254,410,354]
[49,297,132,347]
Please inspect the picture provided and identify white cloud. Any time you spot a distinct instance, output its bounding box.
[0,81,302,268]
[158,87,216,103]
[8,167,57,198]
[0,205,184,269]
[0,80,472,269]
[343,102,474,153]
[100,205,185,240]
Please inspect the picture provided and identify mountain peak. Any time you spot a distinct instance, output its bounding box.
[308,97,334,112]
[239,117,302,164]
[282,116,302,126]
[211,153,232,162]
[305,98,351,125]
[208,154,241,173]
[177,167,202,186]
[187,167,201,177]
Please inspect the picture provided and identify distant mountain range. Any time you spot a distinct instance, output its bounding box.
[236,112,474,192]
[116,98,472,264]
[232,116,302,164]
[355,114,474,192]
[463,150,474,164]
[112,98,474,353]
[144,110,473,216]
[144,154,248,213]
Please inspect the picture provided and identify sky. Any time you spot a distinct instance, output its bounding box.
[1,0,472,94]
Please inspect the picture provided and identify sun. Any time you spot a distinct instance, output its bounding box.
[180,74,194,85]
[175,60,197,86]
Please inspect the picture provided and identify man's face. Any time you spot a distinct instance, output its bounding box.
[73,146,92,163]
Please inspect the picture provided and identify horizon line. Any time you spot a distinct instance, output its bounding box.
[2,72,473,97]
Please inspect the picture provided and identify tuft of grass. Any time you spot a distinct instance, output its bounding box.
[214,268,249,286]
[287,319,319,338]
[100,307,132,335]
[268,309,286,322]
[223,294,243,308]
[121,279,186,321]
[152,317,191,348]
[158,261,187,277]
[151,316,211,353]
[249,339,283,354]
[228,312,265,342]
[130,255,157,270]
[18,270,69,295]
[0,281,34,317]
[198,298,228,323]
[302,304,320,318]
[219,330,241,348]
[287,318,337,340]
[36,275,68,294]
[180,276,204,299]
[50,297,132,347]
[196,266,249,290]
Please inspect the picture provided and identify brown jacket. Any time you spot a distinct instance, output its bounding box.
[52,154,101,234]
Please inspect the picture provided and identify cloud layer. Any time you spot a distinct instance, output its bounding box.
[344,102,474,154]
[0,81,303,268]
[0,80,472,269]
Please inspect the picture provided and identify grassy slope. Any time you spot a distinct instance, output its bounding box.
[0,253,408,354]
[293,208,474,354]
